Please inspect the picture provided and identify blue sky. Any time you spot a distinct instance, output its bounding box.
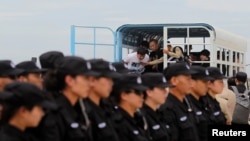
[1,0,250,73]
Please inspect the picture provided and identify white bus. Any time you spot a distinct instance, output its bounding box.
[70,23,247,77]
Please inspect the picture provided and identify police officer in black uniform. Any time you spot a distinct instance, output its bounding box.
[185,66,212,141]
[109,62,150,138]
[25,52,64,141]
[39,50,64,99]
[200,67,226,125]
[159,63,200,141]
[100,62,130,116]
[0,60,23,122]
[0,60,23,91]
[15,60,47,89]
[0,82,55,141]
[39,51,64,69]
[112,73,150,141]
[83,59,120,141]
[141,73,172,141]
[38,56,98,141]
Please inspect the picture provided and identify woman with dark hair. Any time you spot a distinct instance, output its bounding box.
[37,56,98,141]
[83,59,120,141]
[112,73,150,141]
[141,73,171,141]
[0,82,55,141]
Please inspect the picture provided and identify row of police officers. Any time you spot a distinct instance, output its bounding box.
[0,50,227,141]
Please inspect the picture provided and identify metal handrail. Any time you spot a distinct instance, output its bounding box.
[70,25,116,61]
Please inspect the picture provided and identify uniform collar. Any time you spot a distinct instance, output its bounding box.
[2,124,28,141]
[56,94,78,119]
[167,93,189,112]
[142,104,160,121]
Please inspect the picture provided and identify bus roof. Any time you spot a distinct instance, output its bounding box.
[213,27,247,52]
[116,23,247,52]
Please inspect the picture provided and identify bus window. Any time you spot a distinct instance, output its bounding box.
[238,52,244,64]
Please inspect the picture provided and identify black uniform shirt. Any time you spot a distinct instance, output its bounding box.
[186,94,209,141]
[113,107,150,141]
[141,104,170,141]
[85,98,120,141]
[50,94,92,141]
[200,94,226,125]
[158,93,200,141]
[148,48,163,72]
[0,124,35,141]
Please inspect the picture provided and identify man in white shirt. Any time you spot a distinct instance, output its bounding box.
[123,48,149,74]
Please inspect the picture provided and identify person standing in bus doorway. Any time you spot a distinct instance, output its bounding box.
[140,40,167,71]
[123,48,149,74]
[141,73,172,141]
[84,58,120,141]
[146,39,164,72]
[142,41,187,69]
[185,66,212,141]
[200,67,226,125]
[0,82,55,141]
[158,63,200,141]
[15,61,47,89]
[36,56,98,141]
[112,73,150,141]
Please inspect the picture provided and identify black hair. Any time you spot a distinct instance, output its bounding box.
[149,39,158,44]
[227,76,236,87]
[0,74,16,80]
[200,49,210,57]
[113,87,145,103]
[143,87,154,99]
[17,72,29,77]
[43,69,77,93]
[184,45,192,50]
[140,41,149,49]
[18,71,41,78]
[137,48,147,55]
[173,46,184,54]
[0,102,35,125]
